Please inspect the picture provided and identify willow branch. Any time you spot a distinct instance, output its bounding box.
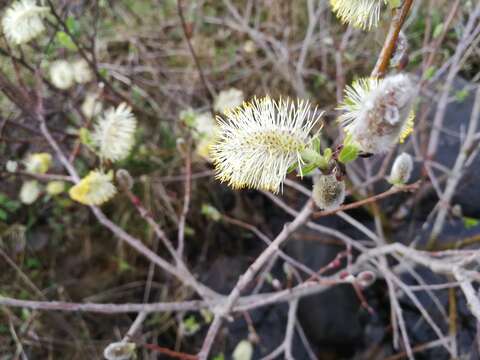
[371,0,414,77]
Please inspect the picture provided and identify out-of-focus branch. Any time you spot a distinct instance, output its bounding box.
[429,87,480,241]
[177,142,192,257]
[177,0,215,110]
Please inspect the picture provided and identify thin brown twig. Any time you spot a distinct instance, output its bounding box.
[371,0,415,78]
[177,142,192,257]
[312,181,420,219]
[177,0,215,112]
[1,171,73,182]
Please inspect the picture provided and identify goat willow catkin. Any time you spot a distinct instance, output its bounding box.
[81,93,103,118]
[69,170,117,205]
[2,0,49,45]
[72,59,93,84]
[330,0,387,30]
[46,181,65,195]
[337,74,416,154]
[24,153,52,174]
[92,103,137,162]
[388,152,413,185]
[214,88,244,114]
[211,96,322,193]
[50,60,75,90]
[20,180,41,204]
[312,174,346,210]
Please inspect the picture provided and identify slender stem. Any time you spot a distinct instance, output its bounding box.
[371,0,415,78]
[284,299,299,360]
[177,144,192,257]
[177,0,215,110]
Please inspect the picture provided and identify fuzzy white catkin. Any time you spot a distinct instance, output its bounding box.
[103,342,136,360]
[214,88,244,113]
[6,160,18,172]
[46,181,65,195]
[81,93,103,118]
[50,60,75,90]
[20,180,41,204]
[72,59,93,84]
[330,0,387,30]
[338,74,416,154]
[24,153,52,174]
[388,152,413,185]
[211,96,322,193]
[2,0,49,45]
[68,170,117,205]
[232,340,253,360]
[92,103,137,161]
[312,174,346,210]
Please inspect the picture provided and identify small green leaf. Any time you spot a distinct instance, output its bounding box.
[312,137,321,153]
[201,204,222,222]
[455,89,469,103]
[4,200,21,212]
[0,193,9,204]
[26,258,41,269]
[463,217,479,229]
[200,309,213,323]
[433,24,444,39]
[99,68,109,78]
[79,128,94,147]
[388,0,401,8]
[116,258,133,272]
[185,226,195,236]
[323,148,332,163]
[182,316,200,335]
[56,31,77,50]
[339,144,359,164]
[300,148,322,164]
[423,66,436,80]
[212,354,225,360]
[0,208,8,221]
[300,163,318,176]
[66,16,79,35]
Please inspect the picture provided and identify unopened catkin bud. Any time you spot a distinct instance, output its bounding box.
[6,160,18,172]
[388,152,413,185]
[356,270,377,288]
[116,169,134,190]
[46,181,65,195]
[103,342,136,360]
[19,180,41,204]
[312,174,346,210]
[232,340,253,360]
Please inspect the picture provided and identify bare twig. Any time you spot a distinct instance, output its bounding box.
[371,0,415,77]
[177,0,215,109]
[177,143,192,257]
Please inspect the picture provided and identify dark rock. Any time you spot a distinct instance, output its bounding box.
[285,229,365,358]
